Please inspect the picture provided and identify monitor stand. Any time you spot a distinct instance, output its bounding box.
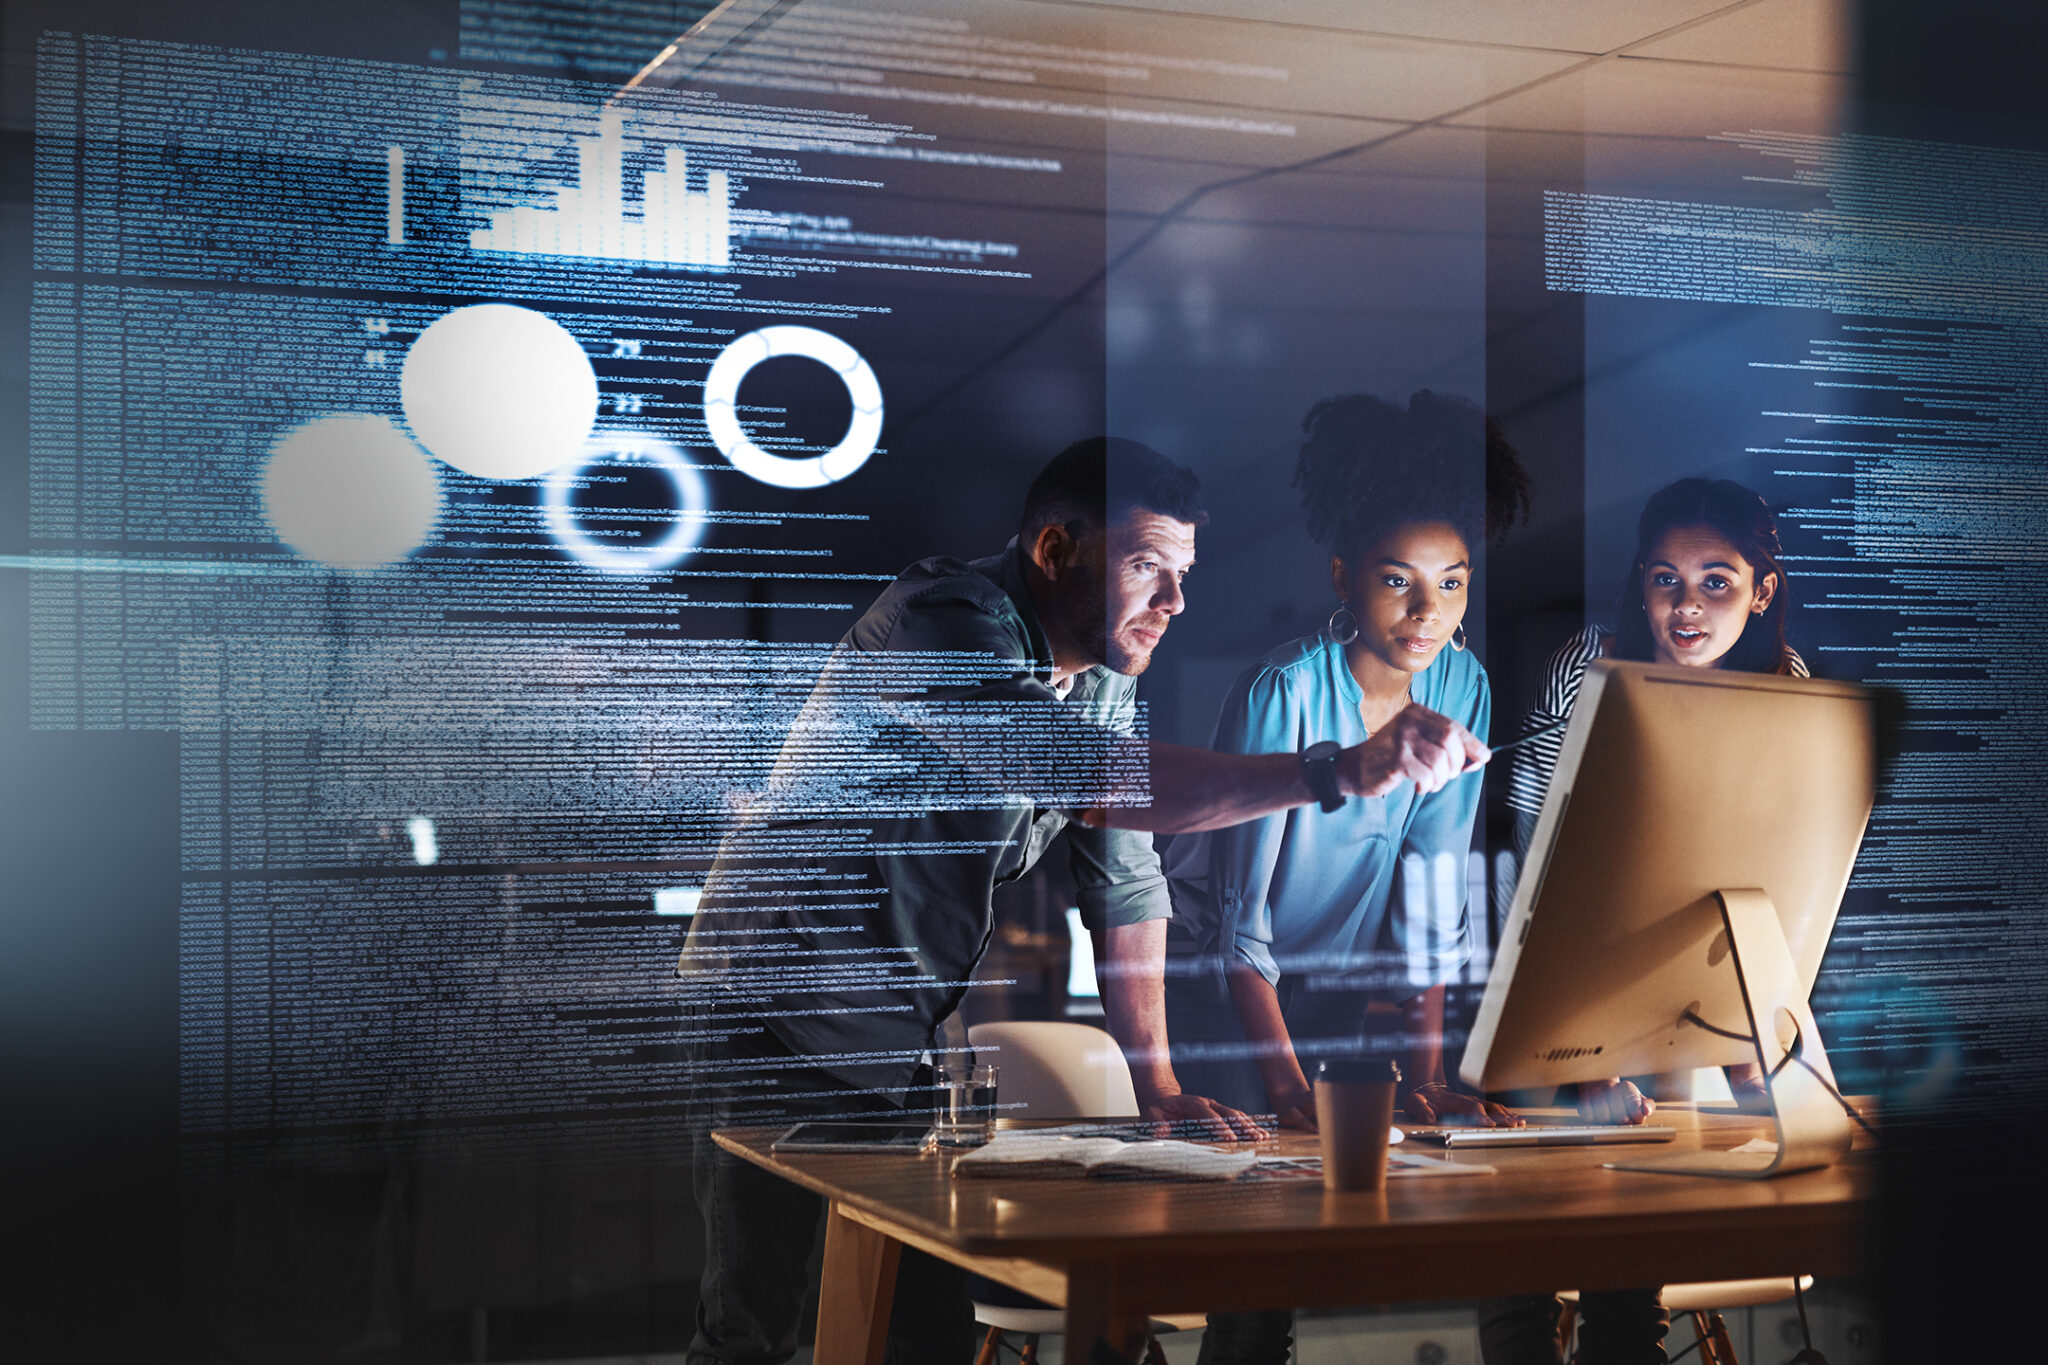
[1607,889,1854,1180]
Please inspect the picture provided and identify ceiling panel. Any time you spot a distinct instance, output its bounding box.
[1445,58,1851,139]
[1047,0,1745,55]
[1076,8,1586,123]
[1625,0,1855,72]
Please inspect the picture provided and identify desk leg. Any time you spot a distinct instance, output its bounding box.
[1064,1260,1148,1365]
[815,1202,900,1365]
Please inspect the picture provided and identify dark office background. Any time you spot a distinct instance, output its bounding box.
[4,1,2045,1360]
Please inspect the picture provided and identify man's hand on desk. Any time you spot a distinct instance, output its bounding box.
[1139,1089,1271,1142]
[1727,1064,1773,1114]
[1265,1084,1318,1133]
[1576,1078,1656,1125]
[1403,1080,1524,1128]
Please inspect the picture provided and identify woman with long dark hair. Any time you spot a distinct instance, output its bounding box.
[1482,475,1806,1365]
[1506,476,1806,856]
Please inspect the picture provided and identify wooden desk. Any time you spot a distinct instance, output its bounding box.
[714,1106,1875,1364]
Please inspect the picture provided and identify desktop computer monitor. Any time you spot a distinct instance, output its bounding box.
[1460,660,1879,1178]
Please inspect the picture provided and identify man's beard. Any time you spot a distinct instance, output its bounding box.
[1063,561,1153,676]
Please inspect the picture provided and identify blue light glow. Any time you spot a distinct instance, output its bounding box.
[544,431,710,573]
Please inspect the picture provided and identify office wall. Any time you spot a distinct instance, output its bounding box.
[3,2,2042,1358]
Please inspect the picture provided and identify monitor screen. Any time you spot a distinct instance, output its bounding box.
[1463,661,1879,1094]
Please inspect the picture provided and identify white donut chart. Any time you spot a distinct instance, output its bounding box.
[544,432,709,573]
[702,325,883,489]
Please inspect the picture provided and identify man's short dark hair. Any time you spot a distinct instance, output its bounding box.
[1018,436,1209,545]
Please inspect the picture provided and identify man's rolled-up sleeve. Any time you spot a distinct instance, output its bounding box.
[1068,823,1171,930]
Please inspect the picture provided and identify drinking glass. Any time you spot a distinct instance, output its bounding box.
[933,1061,999,1147]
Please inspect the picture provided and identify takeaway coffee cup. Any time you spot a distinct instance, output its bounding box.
[1315,1058,1402,1192]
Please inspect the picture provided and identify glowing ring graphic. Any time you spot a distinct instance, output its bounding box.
[544,432,710,573]
[702,325,883,489]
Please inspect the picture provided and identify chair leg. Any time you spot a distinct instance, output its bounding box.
[1558,1300,1580,1364]
[1703,1310,1739,1365]
[1688,1308,1744,1365]
[1143,1335,1170,1365]
[1020,1333,1039,1364]
[974,1325,1004,1365]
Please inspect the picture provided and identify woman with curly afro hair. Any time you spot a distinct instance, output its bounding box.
[1161,391,1538,1364]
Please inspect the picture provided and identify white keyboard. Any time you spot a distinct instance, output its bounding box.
[1399,1123,1677,1148]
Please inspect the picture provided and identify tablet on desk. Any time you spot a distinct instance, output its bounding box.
[1401,1123,1677,1149]
[770,1121,935,1155]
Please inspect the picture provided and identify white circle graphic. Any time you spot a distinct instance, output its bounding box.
[401,303,600,481]
[702,325,883,489]
[545,432,710,573]
[261,415,442,569]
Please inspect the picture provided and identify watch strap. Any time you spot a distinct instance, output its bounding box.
[1301,741,1345,813]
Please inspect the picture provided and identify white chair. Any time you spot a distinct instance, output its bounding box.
[964,1020,1199,1365]
[969,1019,1140,1119]
[1558,1276,1814,1365]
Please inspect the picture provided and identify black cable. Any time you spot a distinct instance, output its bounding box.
[1784,1276,1832,1364]
[1770,1015,1879,1140]
[1663,1331,1706,1364]
[1679,1010,1878,1140]
[1679,1009,1753,1043]
[1790,1054,1881,1140]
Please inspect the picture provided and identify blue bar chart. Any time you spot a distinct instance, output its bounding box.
[469,109,732,268]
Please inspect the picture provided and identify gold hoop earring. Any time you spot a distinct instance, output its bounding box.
[1327,604,1359,645]
[1451,623,1467,652]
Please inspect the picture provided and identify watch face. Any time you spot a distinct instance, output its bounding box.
[1304,741,1341,762]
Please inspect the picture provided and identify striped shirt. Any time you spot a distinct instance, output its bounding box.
[1504,624,1808,854]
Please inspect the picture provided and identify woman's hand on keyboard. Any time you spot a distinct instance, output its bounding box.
[1404,1080,1524,1127]
[1577,1078,1656,1125]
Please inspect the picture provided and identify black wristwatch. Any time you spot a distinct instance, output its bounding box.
[1301,740,1345,813]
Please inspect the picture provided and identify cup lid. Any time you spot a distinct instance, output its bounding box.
[1315,1057,1402,1084]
